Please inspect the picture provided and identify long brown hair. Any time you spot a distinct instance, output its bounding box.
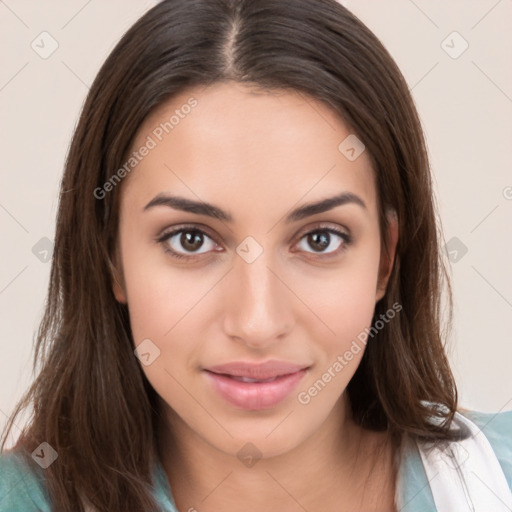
[1,0,463,510]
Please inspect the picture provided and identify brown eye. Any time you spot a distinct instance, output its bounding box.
[179,231,205,252]
[158,227,218,259]
[296,228,351,256]
[306,232,330,252]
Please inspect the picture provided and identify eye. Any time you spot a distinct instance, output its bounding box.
[157,226,219,259]
[295,226,352,256]
[157,224,352,261]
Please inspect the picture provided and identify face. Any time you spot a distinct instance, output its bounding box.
[112,82,398,459]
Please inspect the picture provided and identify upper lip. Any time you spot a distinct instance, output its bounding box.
[204,360,309,380]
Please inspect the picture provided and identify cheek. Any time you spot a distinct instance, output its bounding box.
[294,239,381,344]
[290,239,381,398]
[119,238,217,393]
[120,233,200,342]
[294,276,378,411]
[123,268,169,344]
[120,249,204,417]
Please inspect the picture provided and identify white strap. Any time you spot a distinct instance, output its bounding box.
[417,411,512,512]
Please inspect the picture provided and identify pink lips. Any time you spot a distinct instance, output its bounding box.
[203,361,309,410]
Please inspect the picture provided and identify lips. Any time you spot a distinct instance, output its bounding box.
[205,360,307,380]
[203,360,309,410]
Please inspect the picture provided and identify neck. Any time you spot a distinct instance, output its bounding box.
[158,395,396,512]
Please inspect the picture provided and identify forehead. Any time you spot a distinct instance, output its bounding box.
[123,82,378,217]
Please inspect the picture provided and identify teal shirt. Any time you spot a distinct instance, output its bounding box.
[1,410,511,511]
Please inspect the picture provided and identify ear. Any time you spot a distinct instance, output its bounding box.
[375,209,399,303]
[109,248,127,304]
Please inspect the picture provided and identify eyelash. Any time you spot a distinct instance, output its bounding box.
[156,224,353,261]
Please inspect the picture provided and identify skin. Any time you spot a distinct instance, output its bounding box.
[112,81,399,512]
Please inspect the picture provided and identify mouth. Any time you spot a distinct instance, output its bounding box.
[216,374,284,383]
[203,360,310,410]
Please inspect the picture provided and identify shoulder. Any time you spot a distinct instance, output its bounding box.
[458,408,512,488]
[0,449,52,511]
[395,408,512,511]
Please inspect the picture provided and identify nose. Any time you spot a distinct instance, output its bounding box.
[222,250,294,350]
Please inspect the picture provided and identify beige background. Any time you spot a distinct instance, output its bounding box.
[1,0,511,439]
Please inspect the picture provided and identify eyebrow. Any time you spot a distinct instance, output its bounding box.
[143,191,366,223]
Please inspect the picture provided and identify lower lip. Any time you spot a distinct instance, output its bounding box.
[204,369,307,410]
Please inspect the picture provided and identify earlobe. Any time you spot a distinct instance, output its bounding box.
[376,210,399,302]
[113,278,127,304]
[108,253,127,304]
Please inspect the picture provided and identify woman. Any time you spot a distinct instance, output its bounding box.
[1,1,511,511]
